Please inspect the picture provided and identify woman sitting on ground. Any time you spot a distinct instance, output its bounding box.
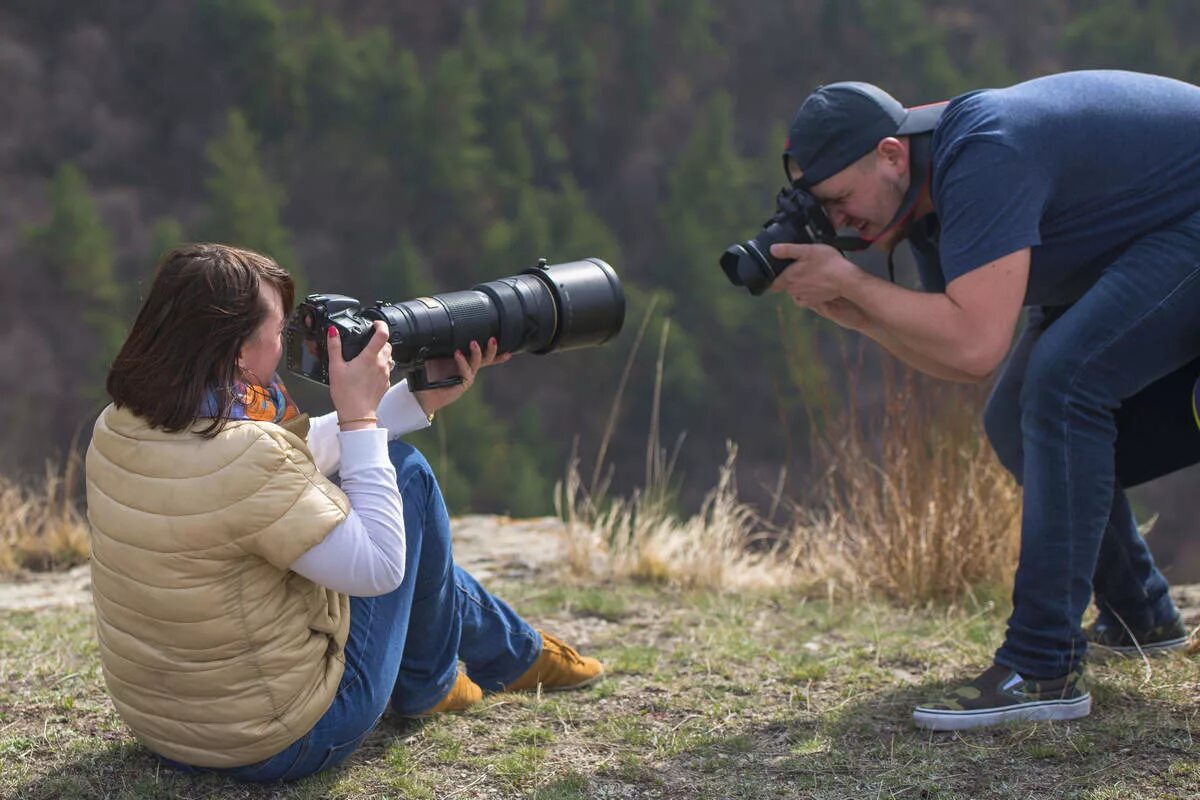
[84,243,603,782]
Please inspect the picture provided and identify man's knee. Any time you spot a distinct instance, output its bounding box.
[1019,338,1123,433]
[983,384,1024,478]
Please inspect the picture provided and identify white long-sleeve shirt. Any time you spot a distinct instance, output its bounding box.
[288,380,432,596]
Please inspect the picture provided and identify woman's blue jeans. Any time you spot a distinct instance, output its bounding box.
[163,441,541,782]
[984,211,1200,678]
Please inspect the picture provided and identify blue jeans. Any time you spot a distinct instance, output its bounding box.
[162,441,541,782]
[984,211,1200,678]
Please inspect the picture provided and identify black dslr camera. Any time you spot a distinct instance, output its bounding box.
[720,187,863,295]
[286,258,625,389]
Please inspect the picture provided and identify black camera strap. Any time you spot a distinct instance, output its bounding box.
[879,133,934,283]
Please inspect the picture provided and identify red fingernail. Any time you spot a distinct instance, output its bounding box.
[328,325,337,337]
[490,337,497,346]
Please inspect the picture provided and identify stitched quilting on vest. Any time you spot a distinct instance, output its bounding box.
[85,404,350,767]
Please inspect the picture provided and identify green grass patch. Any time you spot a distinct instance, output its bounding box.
[0,582,1196,799]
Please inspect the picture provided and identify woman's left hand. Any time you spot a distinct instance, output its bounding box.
[412,337,512,416]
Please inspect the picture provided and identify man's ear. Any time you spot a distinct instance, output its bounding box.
[876,137,909,175]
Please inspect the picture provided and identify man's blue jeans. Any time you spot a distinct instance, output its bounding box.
[163,441,541,782]
[984,211,1200,678]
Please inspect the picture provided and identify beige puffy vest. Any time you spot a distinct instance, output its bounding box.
[85,404,351,768]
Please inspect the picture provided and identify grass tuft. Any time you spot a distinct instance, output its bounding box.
[0,452,90,576]
[557,320,1022,606]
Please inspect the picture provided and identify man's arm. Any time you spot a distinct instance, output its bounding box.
[773,243,1030,380]
[840,248,1029,380]
[810,298,983,382]
[866,326,989,383]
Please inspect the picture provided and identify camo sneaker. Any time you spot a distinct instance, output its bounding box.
[1085,615,1189,659]
[913,664,1091,731]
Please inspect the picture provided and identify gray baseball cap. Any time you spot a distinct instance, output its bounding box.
[784,82,946,188]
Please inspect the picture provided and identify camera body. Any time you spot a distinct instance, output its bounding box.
[287,258,625,389]
[286,294,377,386]
[720,187,846,295]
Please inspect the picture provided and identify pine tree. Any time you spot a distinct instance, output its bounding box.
[422,49,486,200]
[201,109,302,285]
[373,232,436,304]
[360,40,425,168]
[658,92,760,331]
[195,0,304,140]
[147,217,186,268]
[406,388,551,516]
[25,164,124,398]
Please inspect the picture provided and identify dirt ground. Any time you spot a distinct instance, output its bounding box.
[0,515,570,611]
[3,514,1200,625]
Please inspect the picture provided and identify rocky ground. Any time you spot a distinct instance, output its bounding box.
[3,514,1200,625]
[0,515,570,611]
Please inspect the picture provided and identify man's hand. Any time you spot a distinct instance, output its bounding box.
[812,298,872,331]
[767,243,861,307]
[412,337,512,417]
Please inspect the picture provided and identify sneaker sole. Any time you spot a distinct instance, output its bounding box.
[913,693,1091,731]
[1088,637,1189,660]
[537,669,606,693]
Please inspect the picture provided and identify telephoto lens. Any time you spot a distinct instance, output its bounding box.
[287,258,625,388]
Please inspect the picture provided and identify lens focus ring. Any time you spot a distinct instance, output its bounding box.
[437,291,496,344]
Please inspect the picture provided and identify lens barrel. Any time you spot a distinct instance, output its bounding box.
[286,258,625,386]
[369,258,624,364]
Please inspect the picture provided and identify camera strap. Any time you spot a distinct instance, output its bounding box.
[873,133,935,283]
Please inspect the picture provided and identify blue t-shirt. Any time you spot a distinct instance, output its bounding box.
[912,70,1200,305]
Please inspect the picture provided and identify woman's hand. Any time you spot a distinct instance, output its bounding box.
[328,321,392,429]
[413,337,512,416]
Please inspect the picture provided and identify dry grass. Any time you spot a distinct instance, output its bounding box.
[556,310,798,591]
[788,361,1021,605]
[558,441,795,590]
[0,452,91,576]
[558,315,1023,606]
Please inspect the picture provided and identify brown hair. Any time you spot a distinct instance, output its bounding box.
[107,243,295,438]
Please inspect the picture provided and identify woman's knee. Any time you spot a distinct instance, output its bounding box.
[387,440,435,495]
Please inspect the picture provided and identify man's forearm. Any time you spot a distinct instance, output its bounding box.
[840,270,993,378]
[862,326,986,383]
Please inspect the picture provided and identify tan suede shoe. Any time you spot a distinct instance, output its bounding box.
[504,631,605,693]
[416,670,483,716]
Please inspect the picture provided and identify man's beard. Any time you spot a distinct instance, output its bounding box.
[869,177,912,249]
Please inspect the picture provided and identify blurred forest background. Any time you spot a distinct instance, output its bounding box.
[2,0,1198,579]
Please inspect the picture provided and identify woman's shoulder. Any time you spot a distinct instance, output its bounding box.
[90,405,312,478]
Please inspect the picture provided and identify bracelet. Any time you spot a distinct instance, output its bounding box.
[337,415,378,427]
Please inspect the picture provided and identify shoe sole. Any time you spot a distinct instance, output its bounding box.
[1088,637,1189,660]
[913,694,1091,731]
[534,669,607,693]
